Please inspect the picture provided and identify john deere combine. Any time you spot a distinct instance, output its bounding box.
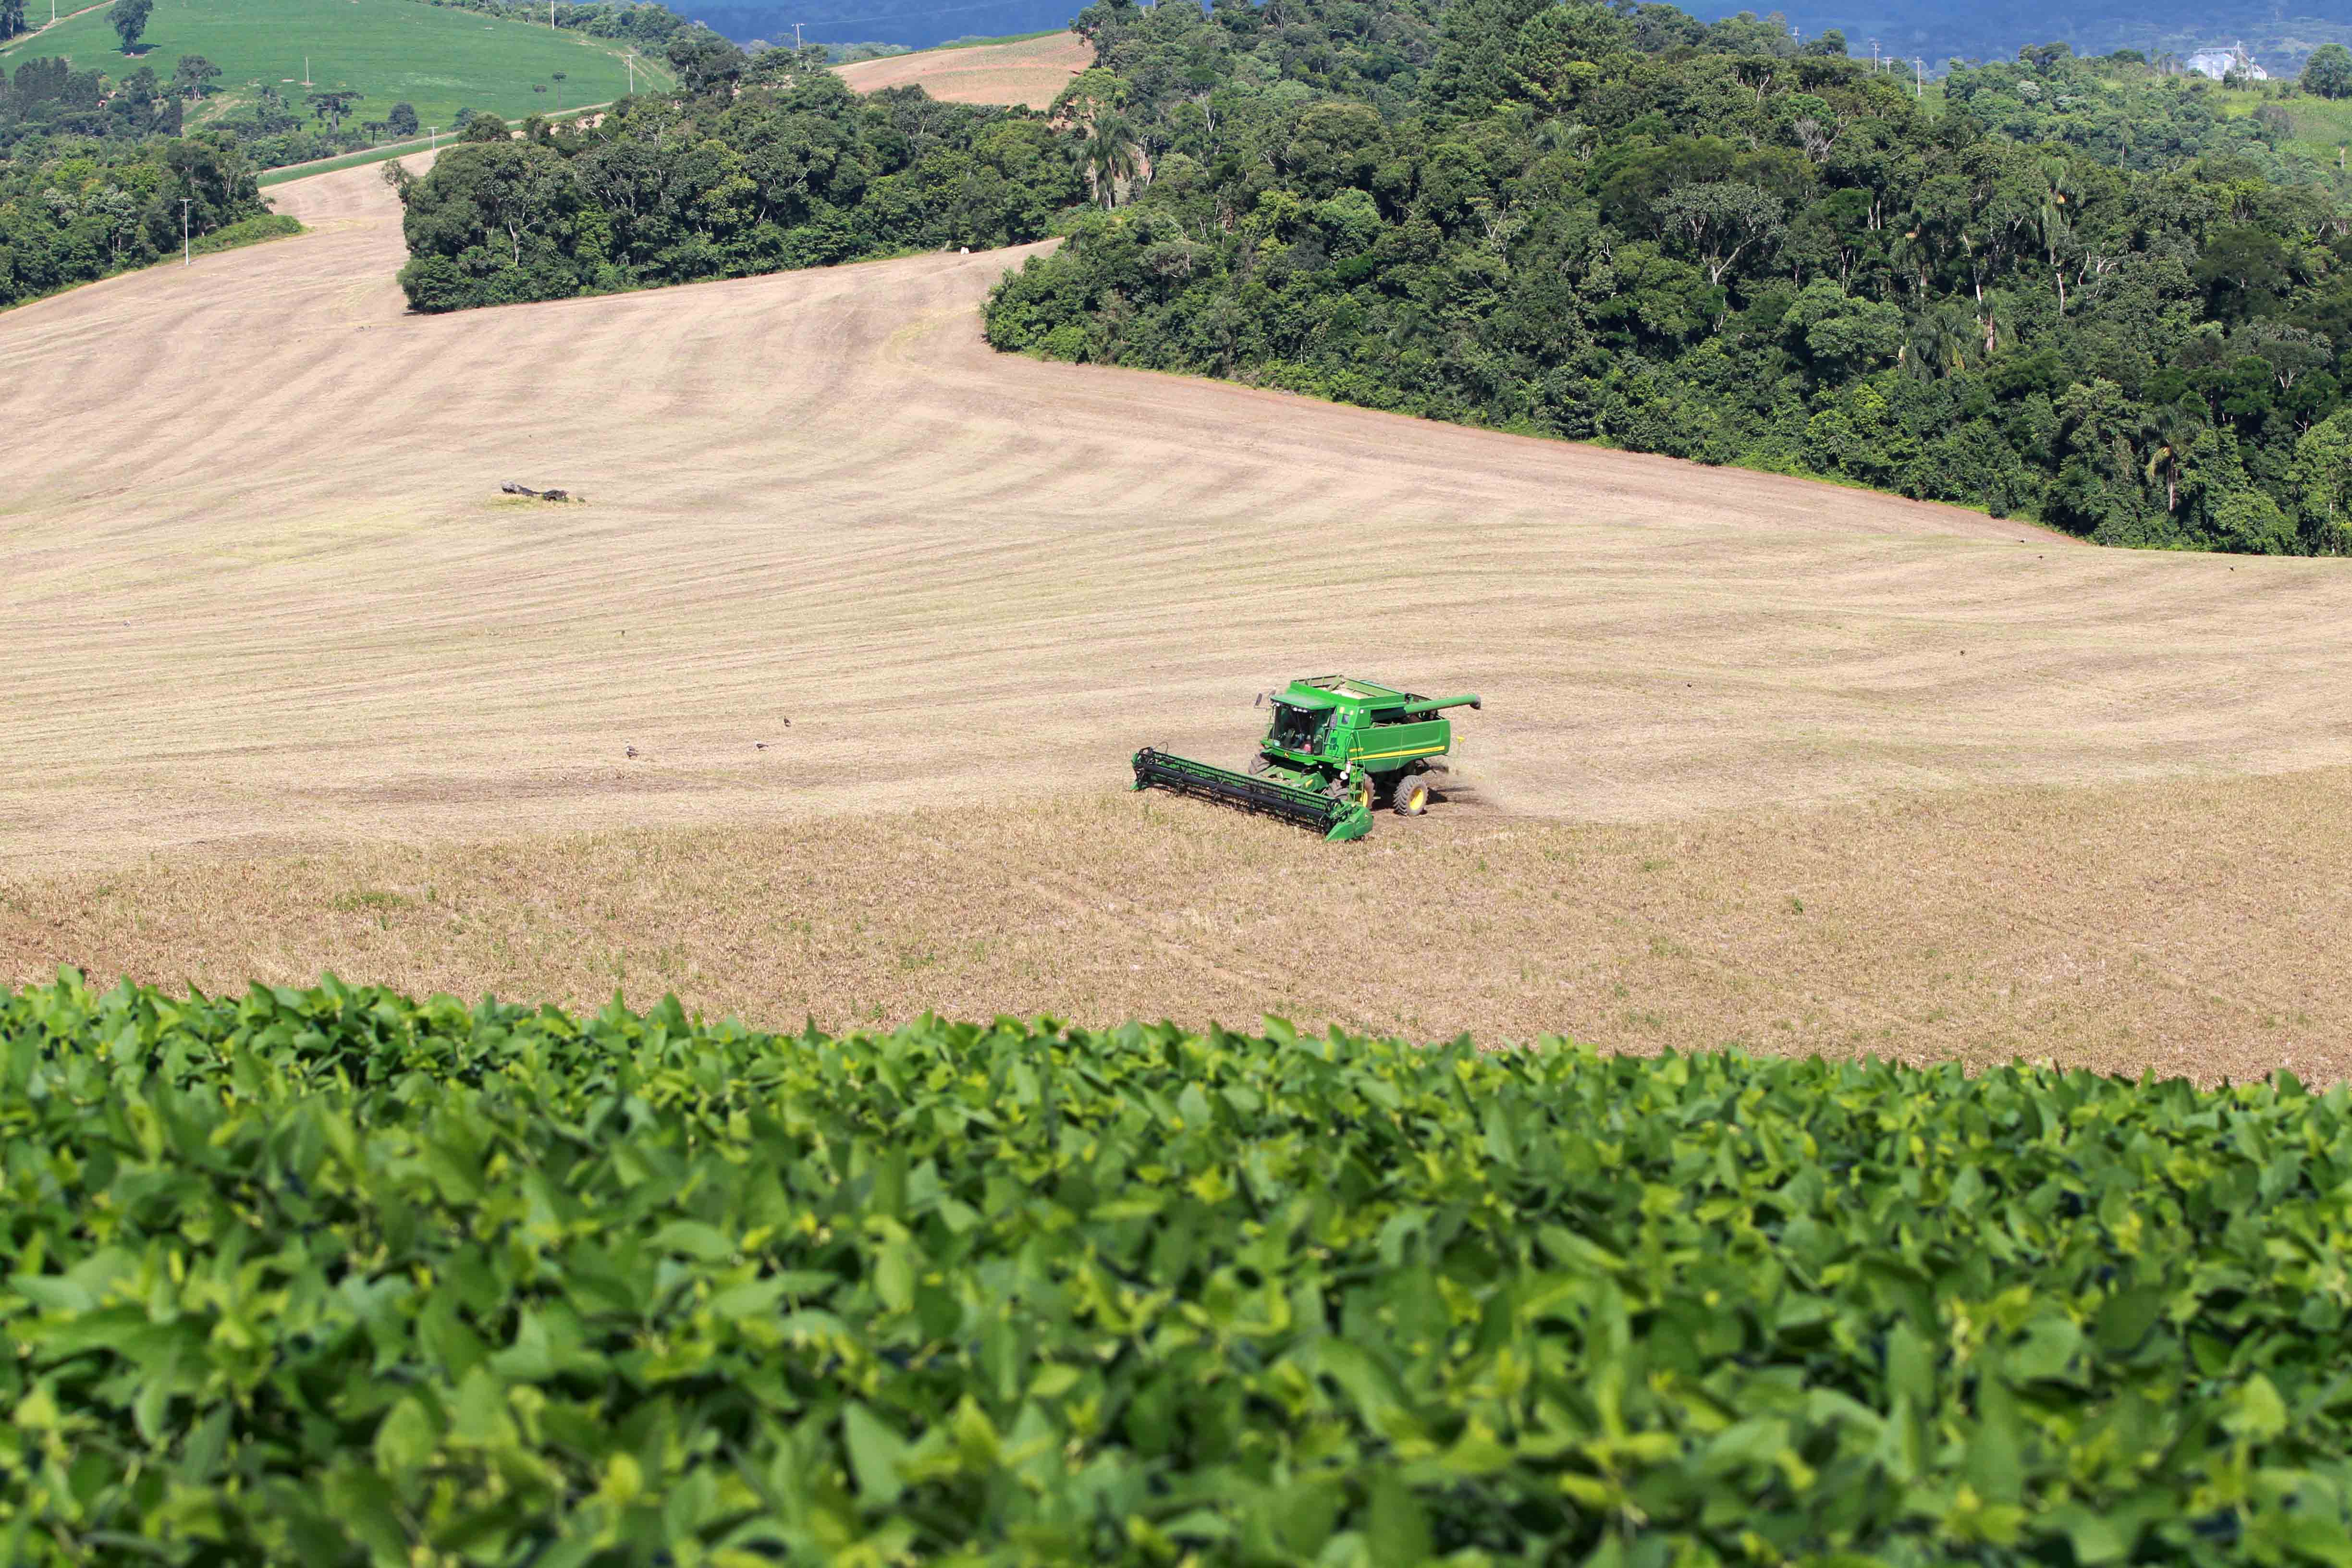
[1132,676,1482,842]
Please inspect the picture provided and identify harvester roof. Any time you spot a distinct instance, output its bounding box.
[1277,676,1412,711]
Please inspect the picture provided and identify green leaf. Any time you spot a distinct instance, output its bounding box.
[1886,1321,1933,1406]
[651,1220,734,1262]
[874,1242,916,1314]
[451,1366,517,1451]
[1366,1478,1432,1568]
[2229,1373,2288,1441]
[2095,1285,2167,1355]
[373,1396,437,1478]
[2042,1503,2131,1565]
[843,1402,908,1506]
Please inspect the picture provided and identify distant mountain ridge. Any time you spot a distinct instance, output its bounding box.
[683,0,2348,74]
[1692,0,2351,75]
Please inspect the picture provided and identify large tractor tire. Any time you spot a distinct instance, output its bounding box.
[1393,771,1432,816]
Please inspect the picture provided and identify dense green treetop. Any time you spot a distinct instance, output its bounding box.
[0,128,267,307]
[1939,48,2314,179]
[392,51,1082,310]
[980,0,2352,555]
[2303,44,2352,102]
[109,0,153,54]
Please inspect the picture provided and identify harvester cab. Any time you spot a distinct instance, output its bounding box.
[1132,676,1482,842]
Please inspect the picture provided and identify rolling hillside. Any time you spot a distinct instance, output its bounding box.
[3,157,2352,1074]
[0,0,663,135]
[2220,85,2352,163]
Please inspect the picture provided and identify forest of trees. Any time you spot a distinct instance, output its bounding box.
[980,0,2352,554]
[410,0,692,45]
[7,0,2352,548]
[383,0,2352,554]
[390,35,1081,309]
[0,54,184,151]
[0,50,306,309]
[0,123,271,307]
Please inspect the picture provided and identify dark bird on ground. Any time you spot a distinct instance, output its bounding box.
[625,745,638,759]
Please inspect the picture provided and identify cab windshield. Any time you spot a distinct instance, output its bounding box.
[1268,703,1329,752]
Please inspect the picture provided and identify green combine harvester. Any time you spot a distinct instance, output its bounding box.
[1132,676,1482,842]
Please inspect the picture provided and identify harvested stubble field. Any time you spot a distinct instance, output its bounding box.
[833,32,1093,110]
[5,156,2352,1080]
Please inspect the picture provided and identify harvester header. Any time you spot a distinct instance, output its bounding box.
[1132,675,1481,841]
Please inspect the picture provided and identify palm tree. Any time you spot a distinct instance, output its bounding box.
[1083,116,1144,211]
[1904,302,1972,380]
[2033,156,2077,313]
[2143,405,2204,514]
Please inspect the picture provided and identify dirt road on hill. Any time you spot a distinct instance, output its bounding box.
[5,154,2351,1076]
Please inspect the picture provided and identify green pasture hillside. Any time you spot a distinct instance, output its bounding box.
[0,0,665,139]
[2219,86,2352,166]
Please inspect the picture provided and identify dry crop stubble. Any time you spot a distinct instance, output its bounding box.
[4,156,2352,1072]
[833,33,1095,111]
[5,770,2350,1084]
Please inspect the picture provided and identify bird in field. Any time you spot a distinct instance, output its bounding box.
[625,745,638,759]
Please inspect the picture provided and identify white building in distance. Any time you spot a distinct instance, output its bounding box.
[2185,44,2268,80]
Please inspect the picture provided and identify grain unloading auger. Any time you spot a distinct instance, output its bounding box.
[1132,676,1481,842]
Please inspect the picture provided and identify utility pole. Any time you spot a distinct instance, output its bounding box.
[625,50,634,92]
[181,198,191,267]
[1914,59,1923,99]
[793,21,802,49]
[1871,37,1878,71]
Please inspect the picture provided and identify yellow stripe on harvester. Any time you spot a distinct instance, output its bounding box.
[1353,746,1443,761]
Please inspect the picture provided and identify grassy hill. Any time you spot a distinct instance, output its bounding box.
[0,0,670,136]
[2217,86,2352,166]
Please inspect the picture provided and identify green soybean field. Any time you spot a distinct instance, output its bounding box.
[3,973,2350,1565]
[0,0,656,142]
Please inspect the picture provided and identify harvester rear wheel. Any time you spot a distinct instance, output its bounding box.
[1393,773,1432,816]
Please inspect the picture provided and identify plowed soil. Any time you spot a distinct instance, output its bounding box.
[6,157,2351,1078]
[834,33,1093,110]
